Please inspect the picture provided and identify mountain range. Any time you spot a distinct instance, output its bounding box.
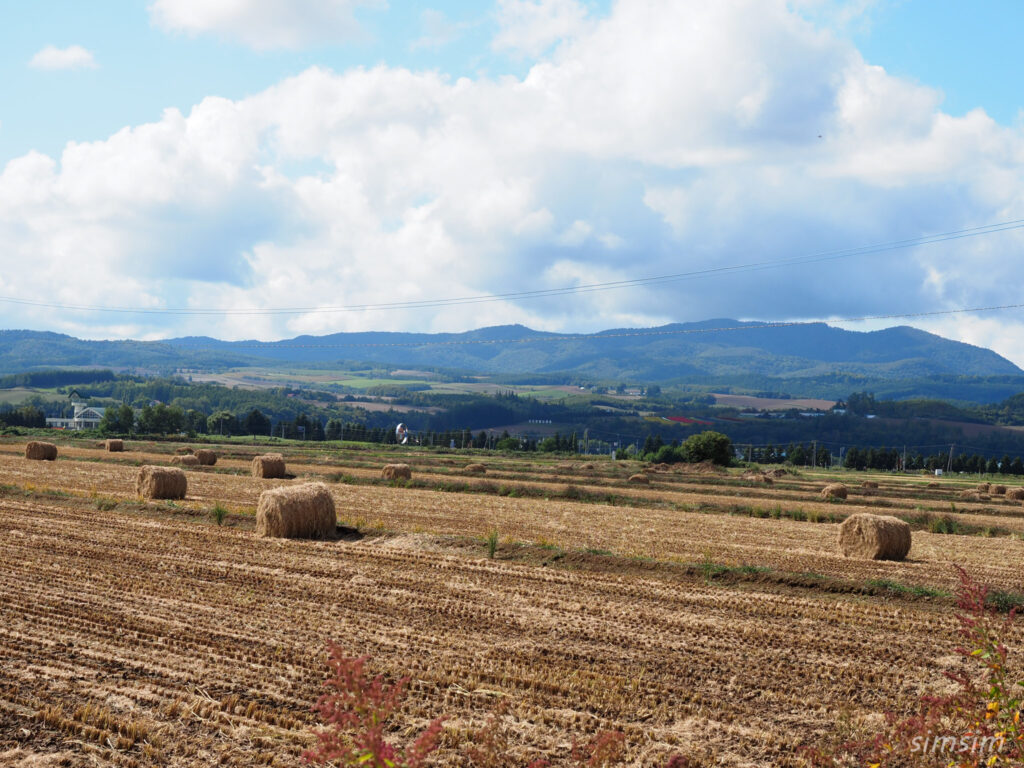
[0,320,1019,389]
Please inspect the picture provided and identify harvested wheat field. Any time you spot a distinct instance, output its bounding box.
[1,441,1023,766]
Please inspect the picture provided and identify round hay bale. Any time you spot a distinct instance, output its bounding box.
[767,468,789,478]
[1006,487,1024,501]
[991,484,1007,495]
[579,462,594,470]
[926,481,940,488]
[195,449,217,466]
[838,513,911,561]
[861,481,879,490]
[820,483,848,500]
[256,482,336,539]
[742,470,773,485]
[25,441,57,461]
[977,482,990,492]
[381,463,412,480]
[136,465,187,500]
[464,463,486,474]
[958,489,982,501]
[105,439,124,453]
[628,473,650,484]
[171,454,200,467]
[252,453,286,479]
[175,446,194,455]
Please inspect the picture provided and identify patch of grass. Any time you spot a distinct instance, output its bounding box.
[94,498,118,512]
[986,589,1024,614]
[865,578,950,599]
[486,529,499,559]
[211,503,228,526]
[582,547,615,556]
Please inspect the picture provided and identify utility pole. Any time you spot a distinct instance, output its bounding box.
[812,440,817,470]
[947,443,955,474]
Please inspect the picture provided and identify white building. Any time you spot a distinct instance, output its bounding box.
[46,402,106,430]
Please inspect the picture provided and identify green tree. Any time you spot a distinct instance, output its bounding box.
[679,430,733,466]
[100,403,135,434]
[244,408,271,436]
[207,410,238,436]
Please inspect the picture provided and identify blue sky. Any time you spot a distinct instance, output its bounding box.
[2,0,1024,365]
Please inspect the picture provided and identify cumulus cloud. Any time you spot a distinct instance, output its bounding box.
[492,0,590,57]
[4,0,1024,364]
[410,9,472,51]
[148,0,386,49]
[28,45,98,70]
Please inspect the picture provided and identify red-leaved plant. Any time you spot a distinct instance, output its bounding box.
[303,643,445,767]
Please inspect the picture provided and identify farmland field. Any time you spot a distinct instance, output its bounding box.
[2,438,1023,766]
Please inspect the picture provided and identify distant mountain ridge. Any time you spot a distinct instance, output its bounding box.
[0,320,1020,384]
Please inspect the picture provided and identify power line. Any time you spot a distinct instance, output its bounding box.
[1,218,1023,317]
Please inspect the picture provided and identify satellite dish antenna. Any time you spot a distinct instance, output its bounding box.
[395,423,409,445]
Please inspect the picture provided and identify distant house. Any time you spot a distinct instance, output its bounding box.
[46,402,106,430]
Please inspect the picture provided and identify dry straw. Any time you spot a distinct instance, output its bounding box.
[741,470,773,485]
[252,454,287,478]
[105,439,124,452]
[1006,488,1024,500]
[195,449,217,466]
[838,513,911,561]
[820,483,848,500]
[977,482,990,492]
[136,466,187,500]
[861,481,878,489]
[25,441,57,461]
[171,455,200,467]
[381,463,412,480]
[628,473,650,484]
[175,447,194,455]
[991,484,1007,495]
[464,463,487,474]
[256,482,336,539]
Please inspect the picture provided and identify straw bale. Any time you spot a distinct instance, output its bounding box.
[256,482,336,539]
[252,454,287,478]
[820,483,848,500]
[861,481,879,489]
[977,482,990,492]
[381,463,412,480]
[741,470,773,485]
[628,473,650,484]
[25,442,57,461]
[136,465,187,500]
[195,449,217,466]
[464,463,486,474]
[175,447,194,455]
[1006,487,1024,501]
[838,513,911,561]
[171,455,200,467]
[105,439,124,452]
[991,484,1007,495]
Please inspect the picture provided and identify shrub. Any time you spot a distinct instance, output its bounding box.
[304,645,445,767]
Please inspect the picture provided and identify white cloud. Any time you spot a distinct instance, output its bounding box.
[28,45,97,70]
[410,9,471,52]
[148,0,386,50]
[492,0,589,58]
[4,0,1024,366]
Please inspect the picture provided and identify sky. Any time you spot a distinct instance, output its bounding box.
[2,0,1024,366]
